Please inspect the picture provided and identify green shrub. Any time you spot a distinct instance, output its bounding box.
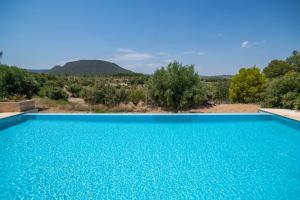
[229,67,266,103]
[262,71,300,110]
[80,87,104,105]
[129,90,146,105]
[0,65,39,100]
[148,62,208,111]
[67,83,81,97]
[81,85,128,106]
[40,86,68,100]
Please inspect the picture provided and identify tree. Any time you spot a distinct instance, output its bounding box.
[129,89,146,105]
[229,67,266,103]
[263,60,293,78]
[80,85,129,106]
[67,83,81,97]
[262,71,300,109]
[0,65,39,100]
[148,62,208,111]
[80,86,105,105]
[0,52,3,64]
[286,50,300,72]
[214,79,230,103]
[42,86,68,100]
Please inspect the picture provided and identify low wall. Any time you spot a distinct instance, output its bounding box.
[0,100,35,112]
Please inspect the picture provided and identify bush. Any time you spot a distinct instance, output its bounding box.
[148,62,208,111]
[81,85,129,106]
[262,71,300,109]
[80,87,104,105]
[229,67,266,103]
[67,83,81,97]
[0,65,39,100]
[129,90,146,105]
[40,86,68,100]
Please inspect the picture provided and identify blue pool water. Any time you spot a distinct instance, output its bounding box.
[0,114,300,199]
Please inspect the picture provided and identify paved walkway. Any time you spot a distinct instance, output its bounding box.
[0,112,22,119]
[259,108,300,122]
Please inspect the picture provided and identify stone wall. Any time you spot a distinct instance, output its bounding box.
[0,100,35,112]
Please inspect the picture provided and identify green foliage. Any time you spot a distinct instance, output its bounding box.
[0,65,39,100]
[80,87,102,105]
[148,62,208,111]
[286,50,300,72]
[128,75,149,85]
[214,80,230,103]
[39,86,68,100]
[128,89,146,105]
[229,67,266,103]
[262,72,300,110]
[81,85,129,106]
[263,51,300,79]
[67,83,81,97]
[263,60,293,78]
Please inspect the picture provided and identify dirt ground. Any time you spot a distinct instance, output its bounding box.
[36,98,260,113]
[189,104,260,113]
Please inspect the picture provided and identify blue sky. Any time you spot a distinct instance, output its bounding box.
[0,0,299,75]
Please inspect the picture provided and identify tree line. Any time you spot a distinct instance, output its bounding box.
[0,50,299,111]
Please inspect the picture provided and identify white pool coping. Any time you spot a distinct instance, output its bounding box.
[24,112,270,116]
[0,112,23,119]
[259,108,300,122]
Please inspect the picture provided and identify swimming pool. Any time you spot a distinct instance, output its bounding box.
[0,113,299,199]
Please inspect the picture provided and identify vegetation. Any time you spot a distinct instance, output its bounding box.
[262,71,300,109]
[148,62,208,111]
[0,50,299,111]
[229,67,266,103]
[67,83,81,97]
[261,50,300,109]
[263,60,293,79]
[0,65,39,100]
[128,89,146,105]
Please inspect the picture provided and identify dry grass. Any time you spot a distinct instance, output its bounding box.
[35,98,260,113]
[189,104,260,113]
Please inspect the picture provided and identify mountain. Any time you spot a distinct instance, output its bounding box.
[29,60,133,75]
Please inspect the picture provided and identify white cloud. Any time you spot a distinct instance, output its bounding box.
[197,52,204,56]
[241,41,249,48]
[241,40,266,48]
[112,48,154,61]
[117,48,136,53]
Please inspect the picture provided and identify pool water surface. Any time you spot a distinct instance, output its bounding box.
[0,114,299,199]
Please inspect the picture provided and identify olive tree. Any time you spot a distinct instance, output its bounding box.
[148,62,208,111]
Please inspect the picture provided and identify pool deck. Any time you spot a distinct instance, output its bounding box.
[259,108,300,122]
[0,112,22,119]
